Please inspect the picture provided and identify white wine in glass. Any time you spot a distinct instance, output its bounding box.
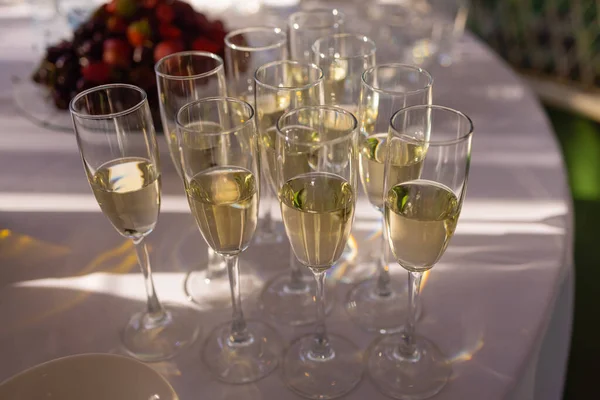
[277,106,363,400]
[225,26,288,245]
[359,133,425,210]
[154,51,229,307]
[368,105,474,400]
[70,84,201,362]
[346,63,433,334]
[254,60,332,327]
[385,180,458,270]
[280,172,354,270]
[90,157,160,236]
[176,97,282,384]
[186,167,258,254]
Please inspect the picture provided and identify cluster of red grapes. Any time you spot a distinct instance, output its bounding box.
[32,0,228,124]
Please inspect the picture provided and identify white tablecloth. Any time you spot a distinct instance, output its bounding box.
[0,2,573,399]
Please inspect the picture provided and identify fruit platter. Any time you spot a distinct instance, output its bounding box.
[15,0,229,131]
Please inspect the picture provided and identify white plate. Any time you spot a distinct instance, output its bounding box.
[0,353,178,400]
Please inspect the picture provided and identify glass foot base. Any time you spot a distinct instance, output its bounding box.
[283,333,363,399]
[122,304,201,362]
[346,278,413,334]
[184,268,259,309]
[202,320,282,384]
[367,334,451,400]
[259,271,335,326]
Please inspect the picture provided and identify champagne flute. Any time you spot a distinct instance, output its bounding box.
[70,84,201,361]
[368,105,473,399]
[225,26,287,105]
[225,26,288,245]
[346,64,433,333]
[288,8,344,63]
[155,51,229,306]
[277,106,363,399]
[254,60,332,326]
[312,33,376,114]
[312,32,377,284]
[176,97,282,384]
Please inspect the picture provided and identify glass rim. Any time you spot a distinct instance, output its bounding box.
[312,33,376,60]
[390,105,474,146]
[288,8,345,30]
[276,105,357,146]
[175,96,255,137]
[154,51,224,80]
[254,60,324,91]
[69,83,147,120]
[361,63,433,96]
[225,26,287,52]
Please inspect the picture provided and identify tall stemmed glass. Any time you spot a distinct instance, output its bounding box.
[254,60,331,326]
[155,51,229,306]
[277,106,363,399]
[225,26,287,104]
[176,97,282,384]
[312,33,376,114]
[346,64,433,333]
[70,84,201,361]
[225,26,288,245]
[368,105,473,399]
[288,8,344,63]
[312,32,377,284]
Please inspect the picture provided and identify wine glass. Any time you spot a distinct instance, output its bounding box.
[176,97,282,384]
[254,60,332,326]
[312,32,377,284]
[368,105,473,399]
[312,33,376,114]
[70,84,201,361]
[225,26,288,245]
[225,26,287,105]
[154,51,229,307]
[288,8,345,63]
[346,64,433,333]
[277,106,363,399]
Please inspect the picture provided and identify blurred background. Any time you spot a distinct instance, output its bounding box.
[469,2,598,399]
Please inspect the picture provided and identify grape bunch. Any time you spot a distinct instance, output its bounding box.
[32,0,229,127]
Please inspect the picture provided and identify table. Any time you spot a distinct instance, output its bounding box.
[0,2,573,399]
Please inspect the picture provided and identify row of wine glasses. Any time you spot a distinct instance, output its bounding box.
[70,84,473,399]
[68,7,474,400]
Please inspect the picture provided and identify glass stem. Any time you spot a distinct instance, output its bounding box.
[225,254,250,344]
[132,237,166,321]
[287,247,307,291]
[399,270,423,360]
[375,215,392,297]
[310,270,333,360]
[260,170,276,235]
